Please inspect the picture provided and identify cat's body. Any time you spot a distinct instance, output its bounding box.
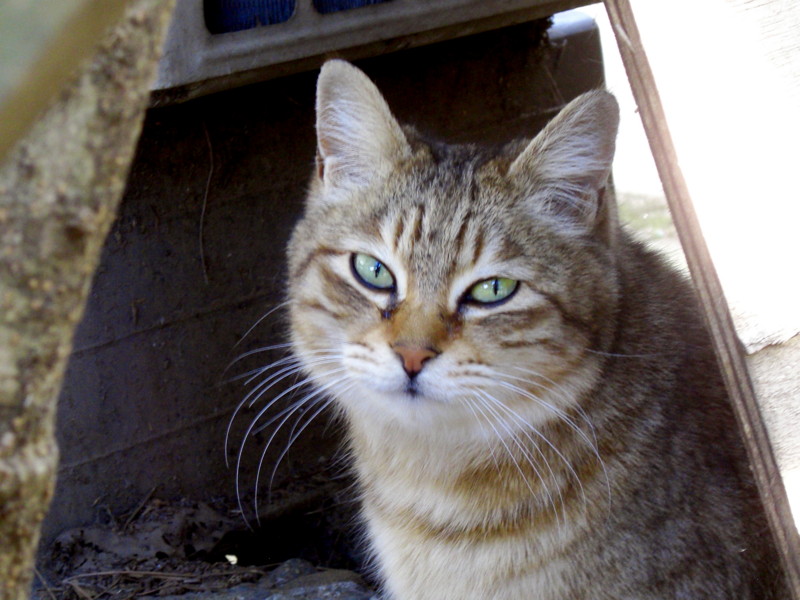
[284,60,786,599]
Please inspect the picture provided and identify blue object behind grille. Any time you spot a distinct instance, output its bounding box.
[313,0,391,14]
[205,0,296,33]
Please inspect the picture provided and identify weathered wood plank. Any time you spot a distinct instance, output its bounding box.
[749,336,800,525]
[603,0,800,595]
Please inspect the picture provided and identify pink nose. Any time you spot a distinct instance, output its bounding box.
[392,345,438,377]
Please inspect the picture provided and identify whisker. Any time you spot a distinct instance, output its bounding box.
[223,341,294,377]
[227,355,297,386]
[251,397,311,524]
[233,364,346,528]
[460,395,502,474]
[233,301,291,349]
[241,349,338,387]
[501,365,588,422]
[494,370,610,508]
[495,373,596,450]
[252,363,344,412]
[474,391,563,526]
[225,353,338,466]
[265,392,344,501]
[480,391,574,519]
[242,352,340,408]
[584,348,661,359]
[242,361,309,401]
[247,365,345,437]
[470,393,550,510]
[251,390,316,435]
[250,375,352,525]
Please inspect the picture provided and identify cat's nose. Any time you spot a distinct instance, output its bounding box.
[392,344,439,378]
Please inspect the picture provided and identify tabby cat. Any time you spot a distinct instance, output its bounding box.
[282,60,787,599]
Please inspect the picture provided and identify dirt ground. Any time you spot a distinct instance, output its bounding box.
[34,472,371,600]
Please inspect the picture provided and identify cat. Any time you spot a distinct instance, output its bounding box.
[280,59,788,599]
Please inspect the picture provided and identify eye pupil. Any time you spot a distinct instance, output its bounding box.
[492,278,499,296]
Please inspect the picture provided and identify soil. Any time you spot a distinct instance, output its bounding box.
[33,473,373,600]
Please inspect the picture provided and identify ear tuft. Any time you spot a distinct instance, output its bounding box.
[509,91,620,230]
[315,60,410,192]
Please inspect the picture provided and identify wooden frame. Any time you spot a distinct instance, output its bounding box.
[604,0,800,596]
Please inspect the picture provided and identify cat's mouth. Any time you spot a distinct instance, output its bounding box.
[404,379,421,398]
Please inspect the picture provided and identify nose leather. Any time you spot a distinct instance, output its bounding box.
[392,344,438,377]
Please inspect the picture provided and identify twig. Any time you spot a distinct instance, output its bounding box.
[121,485,156,531]
[64,567,266,582]
[199,121,214,285]
[66,580,96,600]
[34,567,58,600]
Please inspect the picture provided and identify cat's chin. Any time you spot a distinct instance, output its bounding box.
[404,382,424,399]
[336,377,457,420]
[362,383,444,405]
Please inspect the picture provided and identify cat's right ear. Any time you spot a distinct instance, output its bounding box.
[314,60,410,196]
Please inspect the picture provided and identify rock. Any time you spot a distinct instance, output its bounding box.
[267,557,317,587]
[267,567,375,599]
[135,559,378,600]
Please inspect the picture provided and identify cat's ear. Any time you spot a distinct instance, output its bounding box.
[509,91,619,233]
[315,60,410,194]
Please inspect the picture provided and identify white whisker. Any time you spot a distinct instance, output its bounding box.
[243,350,338,390]
[480,391,577,521]
[249,374,352,525]
[584,348,661,359]
[502,365,593,430]
[470,392,549,510]
[233,301,291,349]
[227,354,297,386]
[494,369,610,508]
[474,390,563,526]
[460,395,501,474]
[233,364,343,526]
[223,341,294,377]
[224,352,339,466]
[495,374,596,453]
[264,391,346,504]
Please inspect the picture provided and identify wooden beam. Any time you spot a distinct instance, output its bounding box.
[603,0,800,595]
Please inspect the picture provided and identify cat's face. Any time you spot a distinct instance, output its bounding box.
[288,61,620,434]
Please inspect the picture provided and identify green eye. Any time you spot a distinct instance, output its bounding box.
[467,277,518,305]
[352,253,395,290]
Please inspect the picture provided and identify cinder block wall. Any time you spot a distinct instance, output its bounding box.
[42,14,603,547]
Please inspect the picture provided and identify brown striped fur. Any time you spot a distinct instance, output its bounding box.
[284,60,787,599]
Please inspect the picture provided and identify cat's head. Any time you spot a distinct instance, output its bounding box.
[288,60,620,434]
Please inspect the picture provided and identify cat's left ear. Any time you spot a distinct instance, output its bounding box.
[509,91,619,234]
[315,60,411,195]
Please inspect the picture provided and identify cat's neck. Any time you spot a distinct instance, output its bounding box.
[346,394,612,531]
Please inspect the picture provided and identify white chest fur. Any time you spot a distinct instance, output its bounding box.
[364,499,577,600]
